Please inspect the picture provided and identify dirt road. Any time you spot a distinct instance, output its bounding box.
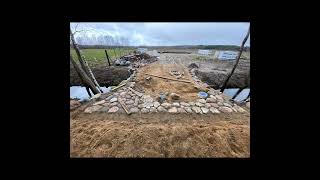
[71,113,250,158]
[70,51,250,158]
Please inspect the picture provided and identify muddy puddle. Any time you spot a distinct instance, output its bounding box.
[223,88,250,101]
[70,86,111,101]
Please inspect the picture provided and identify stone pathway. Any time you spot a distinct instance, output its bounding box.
[84,84,247,114]
[83,62,248,115]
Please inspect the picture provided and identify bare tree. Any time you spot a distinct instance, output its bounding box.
[70,53,100,94]
[220,25,250,92]
[70,26,103,93]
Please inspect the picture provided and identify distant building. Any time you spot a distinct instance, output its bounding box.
[198,49,212,56]
[216,51,239,60]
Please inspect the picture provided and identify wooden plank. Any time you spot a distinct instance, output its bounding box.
[119,99,131,115]
[111,81,127,91]
[144,73,192,83]
[128,87,143,97]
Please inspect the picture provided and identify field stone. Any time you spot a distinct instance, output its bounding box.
[143,102,153,108]
[218,106,233,113]
[126,104,133,109]
[170,93,180,100]
[114,93,119,96]
[184,107,193,113]
[157,106,167,112]
[102,103,110,107]
[217,102,224,106]
[129,107,139,113]
[197,99,206,104]
[207,89,216,95]
[125,100,134,105]
[84,105,102,113]
[232,107,238,113]
[180,102,190,107]
[138,104,144,109]
[246,102,250,108]
[125,95,131,99]
[108,106,119,113]
[223,103,232,108]
[168,107,178,113]
[206,97,217,103]
[161,103,171,109]
[201,107,209,114]
[110,102,118,106]
[93,100,106,106]
[134,97,139,106]
[192,106,202,114]
[98,106,109,112]
[188,102,195,106]
[234,105,246,113]
[141,108,149,113]
[153,101,160,108]
[120,92,127,96]
[195,102,205,107]
[142,95,153,103]
[205,103,211,108]
[215,95,223,101]
[172,102,180,107]
[150,107,157,113]
[210,103,219,108]
[177,108,187,113]
[110,97,118,103]
[209,107,220,114]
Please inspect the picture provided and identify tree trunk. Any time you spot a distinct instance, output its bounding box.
[105,49,111,66]
[70,28,103,93]
[220,25,250,92]
[70,28,90,77]
[70,54,100,94]
[232,87,244,100]
[85,86,92,97]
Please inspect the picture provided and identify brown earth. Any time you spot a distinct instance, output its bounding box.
[70,52,250,158]
[70,64,131,87]
[135,63,207,103]
[70,112,250,158]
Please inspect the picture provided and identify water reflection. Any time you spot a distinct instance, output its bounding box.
[70,86,111,101]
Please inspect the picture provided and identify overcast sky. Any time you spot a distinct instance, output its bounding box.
[70,22,250,46]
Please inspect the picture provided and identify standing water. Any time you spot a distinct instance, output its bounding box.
[223,88,250,102]
[70,86,111,102]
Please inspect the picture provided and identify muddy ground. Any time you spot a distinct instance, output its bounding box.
[157,53,250,89]
[70,112,250,158]
[70,51,249,89]
[70,64,131,87]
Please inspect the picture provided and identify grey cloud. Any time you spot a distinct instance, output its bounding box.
[70,22,250,46]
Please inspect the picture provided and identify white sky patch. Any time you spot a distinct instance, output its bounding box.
[70,22,250,46]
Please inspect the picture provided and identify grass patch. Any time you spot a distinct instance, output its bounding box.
[70,48,136,67]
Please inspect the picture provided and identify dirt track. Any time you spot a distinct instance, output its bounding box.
[71,113,250,158]
[70,52,250,158]
[136,63,204,102]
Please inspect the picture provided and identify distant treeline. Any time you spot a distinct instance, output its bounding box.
[71,45,250,51]
[73,45,133,49]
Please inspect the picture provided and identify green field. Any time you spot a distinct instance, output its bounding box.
[70,48,136,67]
